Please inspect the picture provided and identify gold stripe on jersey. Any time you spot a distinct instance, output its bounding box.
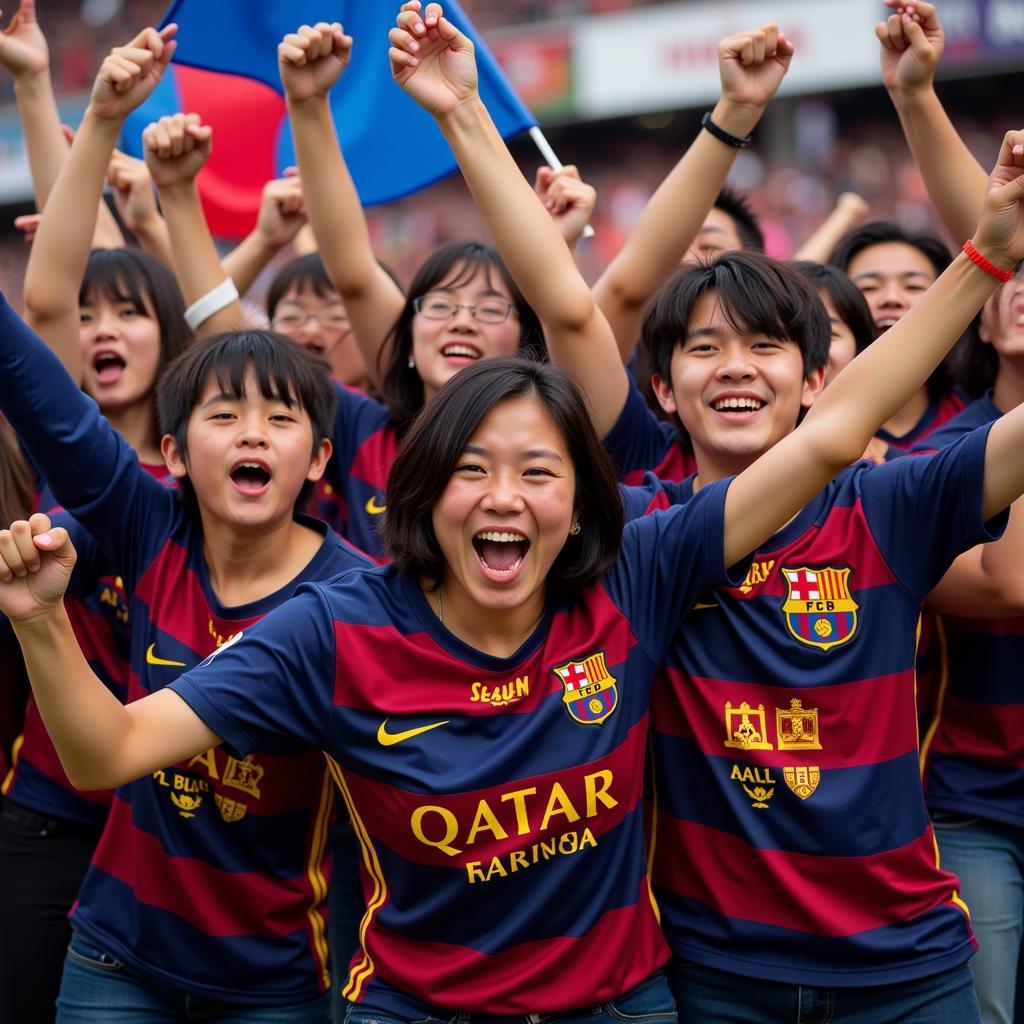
[918,617,949,775]
[645,742,661,924]
[1,732,23,796]
[328,755,388,1003]
[305,763,334,990]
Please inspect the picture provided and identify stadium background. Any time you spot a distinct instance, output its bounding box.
[0,0,1018,301]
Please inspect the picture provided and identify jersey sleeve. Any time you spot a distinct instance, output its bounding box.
[0,294,176,586]
[602,374,677,480]
[861,421,1006,599]
[620,474,693,524]
[329,383,391,480]
[607,476,745,658]
[168,586,338,758]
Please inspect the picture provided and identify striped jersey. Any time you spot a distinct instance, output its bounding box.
[0,295,373,1003]
[623,424,1003,985]
[169,481,739,1015]
[913,393,1024,829]
[879,389,966,455]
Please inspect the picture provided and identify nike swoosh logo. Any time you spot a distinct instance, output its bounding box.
[693,602,718,611]
[364,496,387,515]
[146,644,186,668]
[377,718,449,747]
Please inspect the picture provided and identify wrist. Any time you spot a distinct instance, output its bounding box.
[11,602,67,636]
[82,105,126,134]
[711,97,764,139]
[436,95,487,136]
[964,238,1015,278]
[887,81,936,106]
[155,180,200,201]
[286,93,331,119]
[12,68,52,93]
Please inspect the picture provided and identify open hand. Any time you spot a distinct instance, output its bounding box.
[389,1,477,119]
[88,24,177,124]
[278,21,351,104]
[142,112,212,189]
[0,514,76,623]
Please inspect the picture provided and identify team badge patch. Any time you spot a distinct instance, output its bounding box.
[781,566,859,652]
[783,766,821,800]
[553,651,618,725]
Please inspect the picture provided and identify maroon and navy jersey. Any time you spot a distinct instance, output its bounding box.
[169,481,740,1015]
[0,295,373,1003]
[604,375,697,485]
[624,424,1003,985]
[912,393,1024,829]
[879,389,966,455]
[319,383,396,560]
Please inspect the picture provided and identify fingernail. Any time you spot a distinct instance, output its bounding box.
[36,533,51,544]
[14,570,25,578]
[409,39,419,51]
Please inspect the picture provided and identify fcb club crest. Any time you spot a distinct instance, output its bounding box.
[553,651,618,725]
[781,566,859,652]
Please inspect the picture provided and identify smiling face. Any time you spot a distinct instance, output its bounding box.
[822,291,858,386]
[161,366,330,530]
[411,264,522,401]
[847,242,936,336]
[431,395,576,623]
[653,290,823,476]
[79,290,163,413]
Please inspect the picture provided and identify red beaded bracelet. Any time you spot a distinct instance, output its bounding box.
[963,239,1013,283]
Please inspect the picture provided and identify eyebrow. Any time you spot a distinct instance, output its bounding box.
[851,270,932,283]
[432,286,510,299]
[462,443,564,462]
[683,325,725,341]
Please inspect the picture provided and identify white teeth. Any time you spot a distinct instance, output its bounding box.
[713,397,763,412]
[442,345,480,359]
[476,531,525,543]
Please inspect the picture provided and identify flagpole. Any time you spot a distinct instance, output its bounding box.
[529,127,595,240]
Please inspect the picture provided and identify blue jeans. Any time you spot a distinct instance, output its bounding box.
[667,959,979,1023]
[933,812,1024,1024]
[343,972,675,1024]
[56,931,330,1023]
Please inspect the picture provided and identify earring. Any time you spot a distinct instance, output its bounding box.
[569,520,582,536]
[407,357,416,369]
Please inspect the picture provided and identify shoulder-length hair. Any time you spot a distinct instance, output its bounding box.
[377,242,546,440]
[384,356,622,596]
[790,260,875,357]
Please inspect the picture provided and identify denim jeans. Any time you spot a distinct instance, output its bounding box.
[56,931,330,1023]
[667,959,979,1023]
[933,811,1024,1024]
[342,972,675,1024]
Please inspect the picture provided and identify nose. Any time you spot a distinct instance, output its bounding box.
[449,305,478,331]
[877,280,905,309]
[480,469,526,515]
[715,342,756,382]
[91,309,120,338]
[236,413,269,448]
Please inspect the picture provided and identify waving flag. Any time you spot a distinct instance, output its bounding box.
[121,1,536,238]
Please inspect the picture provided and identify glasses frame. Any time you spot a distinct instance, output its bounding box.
[271,311,350,331]
[412,293,516,325]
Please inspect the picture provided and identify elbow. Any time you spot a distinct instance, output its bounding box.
[549,289,600,337]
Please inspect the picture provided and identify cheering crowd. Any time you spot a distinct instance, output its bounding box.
[0,1,1021,1023]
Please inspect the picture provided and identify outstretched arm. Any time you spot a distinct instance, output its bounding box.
[107,147,173,267]
[390,2,627,437]
[721,133,1024,566]
[794,192,868,263]
[143,112,244,336]
[281,23,404,385]
[593,24,793,361]
[21,24,176,380]
[222,171,308,298]
[3,515,219,790]
[880,0,987,244]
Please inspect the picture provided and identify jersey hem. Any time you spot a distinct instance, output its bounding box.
[927,795,1024,831]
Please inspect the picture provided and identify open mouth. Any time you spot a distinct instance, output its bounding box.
[92,351,126,385]
[441,343,482,362]
[711,396,765,415]
[472,529,530,579]
[229,461,272,496]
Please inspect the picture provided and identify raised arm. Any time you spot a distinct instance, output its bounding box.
[281,23,404,385]
[107,148,174,267]
[143,112,244,336]
[593,23,793,361]
[879,0,987,244]
[793,192,868,263]
[389,2,627,437]
[721,133,1024,566]
[2,515,218,789]
[21,25,176,379]
[534,165,597,257]
[221,172,308,298]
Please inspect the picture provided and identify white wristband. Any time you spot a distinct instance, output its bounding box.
[184,277,239,331]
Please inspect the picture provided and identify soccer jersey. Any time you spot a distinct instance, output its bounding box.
[321,383,396,560]
[624,425,1003,985]
[603,375,697,484]
[0,294,373,1003]
[878,389,966,454]
[169,481,740,1015]
[912,393,1024,829]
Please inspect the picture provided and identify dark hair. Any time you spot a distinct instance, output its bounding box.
[156,330,337,513]
[378,242,547,439]
[265,252,402,320]
[384,356,622,596]
[80,246,191,384]
[790,260,875,357]
[951,266,1024,397]
[714,186,765,252]
[828,220,952,280]
[828,221,958,398]
[0,415,35,527]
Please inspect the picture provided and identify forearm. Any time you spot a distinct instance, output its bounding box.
[221,230,278,299]
[129,212,174,269]
[890,86,988,244]
[287,98,403,380]
[12,70,68,210]
[793,197,866,263]
[594,98,761,358]
[13,604,134,789]
[92,200,126,250]
[157,181,244,335]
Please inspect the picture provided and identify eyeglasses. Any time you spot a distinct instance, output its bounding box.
[413,293,516,325]
[272,312,350,331]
